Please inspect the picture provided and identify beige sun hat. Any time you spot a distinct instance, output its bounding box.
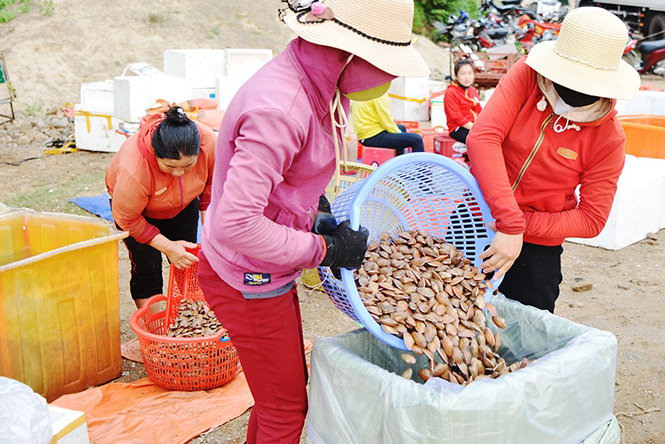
[281,0,430,78]
[526,6,639,100]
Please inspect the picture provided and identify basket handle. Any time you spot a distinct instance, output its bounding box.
[164,244,202,330]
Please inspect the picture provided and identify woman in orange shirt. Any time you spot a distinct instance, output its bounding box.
[444,59,483,144]
[105,106,216,308]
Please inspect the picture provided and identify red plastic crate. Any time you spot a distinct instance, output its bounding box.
[411,127,447,153]
[394,120,420,130]
[433,134,470,167]
[361,146,395,167]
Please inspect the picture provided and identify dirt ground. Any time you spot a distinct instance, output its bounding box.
[1,1,665,443]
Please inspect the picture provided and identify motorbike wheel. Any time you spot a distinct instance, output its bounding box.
[648,13,665,41]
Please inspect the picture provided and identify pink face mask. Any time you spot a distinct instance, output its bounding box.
[338,55,396,96]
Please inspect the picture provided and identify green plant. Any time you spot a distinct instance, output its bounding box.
[39,0,53,16]
[22,104,42,117]
[0,9,15,23]
[19,0,31,13]
[414,0,480,39]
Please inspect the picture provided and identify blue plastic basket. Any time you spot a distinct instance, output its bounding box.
[319,153,502,351]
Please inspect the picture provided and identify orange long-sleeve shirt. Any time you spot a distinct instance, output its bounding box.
[105,114,217,244]
[467,58,625,246]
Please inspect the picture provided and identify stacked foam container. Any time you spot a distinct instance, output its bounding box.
[74,49,273,152]
[388,76,430,122]
[211,49,273,111]
[74,80,135,153]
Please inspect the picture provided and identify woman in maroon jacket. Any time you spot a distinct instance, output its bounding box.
[467,7,639,312]
[444,59,483,144]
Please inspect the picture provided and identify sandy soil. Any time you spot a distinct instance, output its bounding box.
[1,1,665,443]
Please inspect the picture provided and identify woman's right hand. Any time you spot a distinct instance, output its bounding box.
[150,234,199,269]
[165,240,200,269]
[478,229,523,280]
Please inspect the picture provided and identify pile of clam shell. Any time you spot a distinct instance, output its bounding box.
[354,229,533,385]
[166,298,227,338]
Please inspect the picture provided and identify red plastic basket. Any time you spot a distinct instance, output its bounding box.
[129,247,239,391]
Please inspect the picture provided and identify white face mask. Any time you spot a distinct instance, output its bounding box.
[553,96,574,116]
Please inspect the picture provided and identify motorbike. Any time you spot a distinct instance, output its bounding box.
[622,24,665,74]
[630,39,665,74]
[480,0,536,24]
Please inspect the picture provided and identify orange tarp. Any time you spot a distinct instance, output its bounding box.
[52,375,254,444]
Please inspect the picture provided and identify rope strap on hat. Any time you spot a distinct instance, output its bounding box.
[554,46,618,70]
[280,0,412,47]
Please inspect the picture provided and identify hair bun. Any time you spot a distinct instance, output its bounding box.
[164,105,190,124]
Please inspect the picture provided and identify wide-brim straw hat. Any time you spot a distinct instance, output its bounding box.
[526,7,639,100]
[282,0,430,78]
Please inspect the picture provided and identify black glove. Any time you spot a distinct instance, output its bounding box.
[312,195,338,235]
[320,220,369,273]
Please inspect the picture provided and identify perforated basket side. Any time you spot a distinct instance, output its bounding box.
[130,295,239,391]
[320,153,499,351]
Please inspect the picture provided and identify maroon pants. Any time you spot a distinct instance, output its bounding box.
[198,253,308,444]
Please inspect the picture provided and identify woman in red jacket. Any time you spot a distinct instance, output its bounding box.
[444,59,482,144]
[105,106,216,309]
[467,7,639,313]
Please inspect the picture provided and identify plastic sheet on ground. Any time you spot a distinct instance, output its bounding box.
[306,294,619,444]
[52,375,253,444]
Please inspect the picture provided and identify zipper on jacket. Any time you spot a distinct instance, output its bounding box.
[512,113,554,192]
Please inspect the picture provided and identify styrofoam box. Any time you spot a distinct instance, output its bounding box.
[113,74,193,123]
[616,90,665,116]
[215,75,250,111]
[428,80,447,97]
[48,405,89,444]
[567,155,665,250]
[163,49,226,89]
[213,49,273,111]
[430,95,447,129]
[191,87,216,100]
[80,80,114,109]
[224,48,272,78]
[74,104,133,152]
[388,76,430,121]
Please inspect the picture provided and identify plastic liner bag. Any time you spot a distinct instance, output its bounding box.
[0,377,54,444]
[306,294,619,444]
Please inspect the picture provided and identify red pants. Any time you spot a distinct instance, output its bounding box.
[198,252,308,444]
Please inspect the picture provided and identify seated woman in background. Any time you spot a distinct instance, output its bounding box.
[351,91,424,156]
[444,59,483,144]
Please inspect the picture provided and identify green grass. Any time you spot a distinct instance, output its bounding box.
[147,13,165,24]
[4,169,107,215]
[0,0,52,22]
[204,25,221,40]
